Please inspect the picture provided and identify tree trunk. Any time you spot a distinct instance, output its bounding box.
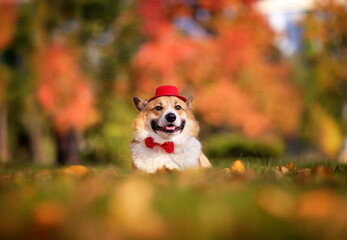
[27,102,44,164]
[0,103,8,163]
[55,128,80,165]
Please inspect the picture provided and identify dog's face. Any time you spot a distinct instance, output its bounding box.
[133,96,199,140]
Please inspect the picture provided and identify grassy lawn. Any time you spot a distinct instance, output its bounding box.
[1,158,347,240]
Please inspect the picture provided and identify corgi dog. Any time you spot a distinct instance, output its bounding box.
[130,85,212,173]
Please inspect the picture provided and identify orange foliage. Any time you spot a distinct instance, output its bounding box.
[133,0,301,137]
[0,0,18,51]
[199,0,229,11]
[197,79,271,136]
[0,0,18,104]
[136,0,171,38]
[37,43,96,134]
[133,26,195,92]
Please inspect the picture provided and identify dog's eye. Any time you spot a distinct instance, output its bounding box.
[175,105,182,110]
[155,106,163,111]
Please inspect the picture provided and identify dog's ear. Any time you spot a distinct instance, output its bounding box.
[133,96,148,111]
[186,96,193,110]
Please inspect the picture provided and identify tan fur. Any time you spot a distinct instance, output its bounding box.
[198,153,212,168]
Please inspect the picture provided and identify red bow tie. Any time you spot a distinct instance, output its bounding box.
[145,137,174,153]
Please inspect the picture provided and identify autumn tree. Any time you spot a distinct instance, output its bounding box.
[37,43,96,165]
[0,0,140,165]
[30,0,139,165]
[0,0,18,163]
[299,0,347,158]
[132,0,302,139]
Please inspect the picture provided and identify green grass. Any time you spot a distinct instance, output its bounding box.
[1,158,347,240]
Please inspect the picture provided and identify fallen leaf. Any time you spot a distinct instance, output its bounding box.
[286,162,297,171]
[286,162,294,170]
[230,160,245,174]
[64,165,89,177]
[281,166,289,174]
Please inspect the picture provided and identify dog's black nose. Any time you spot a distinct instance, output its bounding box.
[165,113,176,123]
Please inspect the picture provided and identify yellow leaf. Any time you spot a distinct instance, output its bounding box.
[230,160,245,174]
[63,165,89,177]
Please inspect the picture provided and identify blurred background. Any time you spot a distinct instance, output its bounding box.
[0,0,346,168]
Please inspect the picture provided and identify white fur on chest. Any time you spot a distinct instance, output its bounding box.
[130,137,201,173]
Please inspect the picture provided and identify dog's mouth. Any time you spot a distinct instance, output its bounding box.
[151,120,185,134]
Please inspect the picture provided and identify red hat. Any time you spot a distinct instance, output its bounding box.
[148,85,187,102]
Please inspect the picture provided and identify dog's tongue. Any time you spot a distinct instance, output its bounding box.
[165,125,176,131]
